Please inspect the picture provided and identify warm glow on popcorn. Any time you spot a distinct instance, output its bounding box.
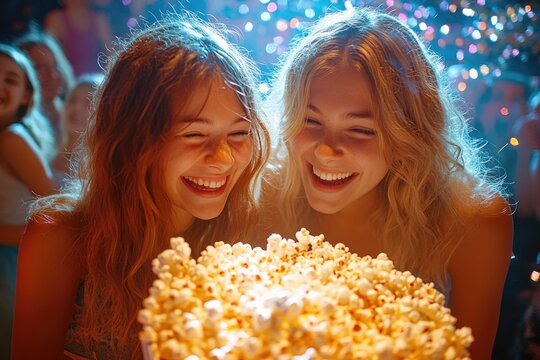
[139,228,473,359]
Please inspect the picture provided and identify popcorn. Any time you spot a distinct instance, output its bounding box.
[139,228,473,359]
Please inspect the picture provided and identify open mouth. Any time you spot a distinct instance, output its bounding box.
[311,165,356,187]
[183,176,227,193]
[183,176,227,191]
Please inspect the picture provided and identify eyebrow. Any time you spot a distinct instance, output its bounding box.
[181,115,252,125]
[307,104,373,119]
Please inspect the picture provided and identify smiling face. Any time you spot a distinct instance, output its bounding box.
[162,76,253,223]
[290,64,389,214]
[63,83,92,137]
[0,54,30,127]
[24,44,63,103]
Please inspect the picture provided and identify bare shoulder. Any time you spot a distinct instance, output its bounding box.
[0,125,39,172]
[13,210,84,358]
[475,193,513,218]
[451,194,513,265]
[0,123,55,195]
[447,194,512,359]
[467,194,512,237]
[21,211,85,279]
[448,193,513,295]
[0,123,38,155]
[0,124,26,148]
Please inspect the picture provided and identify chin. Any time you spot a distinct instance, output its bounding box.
[192,207,226,221]
[307,199,344,215]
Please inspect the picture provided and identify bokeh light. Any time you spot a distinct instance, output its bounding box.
[25,0,533,85]
[206,0,539,76]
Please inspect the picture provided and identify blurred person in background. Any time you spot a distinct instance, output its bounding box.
[44,0,112,76]
[473,72,531,193]
[492,85,540,360]
[14,31,75,146]
[514,90,540,220]
[52,72,104,188]
[0,44,56,360]
[513,91,540,359]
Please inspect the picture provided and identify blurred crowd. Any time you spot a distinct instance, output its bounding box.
[0,1,539,359]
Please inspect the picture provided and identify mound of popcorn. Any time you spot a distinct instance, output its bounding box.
[138,228,473,359]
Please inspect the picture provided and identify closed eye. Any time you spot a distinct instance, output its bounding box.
[228,130,251,142]
[181,132,205,138]
[305,117,321,126]
[349,128,376,136]
[229,130,251,137]
[5,77,20,86]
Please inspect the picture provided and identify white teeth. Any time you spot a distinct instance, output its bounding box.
[184,176,226,189]
[312,167,353,181]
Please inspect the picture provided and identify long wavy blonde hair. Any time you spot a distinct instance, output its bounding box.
[268,8,503,290]
[31,14,269,357]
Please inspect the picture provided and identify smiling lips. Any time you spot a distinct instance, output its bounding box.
[311,165,355,187]
[183,176,227,193]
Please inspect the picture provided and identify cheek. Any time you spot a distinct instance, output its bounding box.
[348,139,388,168]
[163,160,184,199]
[346,136,379,154]
[236,140,254,170]
[290,131,313,158]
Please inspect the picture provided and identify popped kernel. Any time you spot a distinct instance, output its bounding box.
[139,229,473,359]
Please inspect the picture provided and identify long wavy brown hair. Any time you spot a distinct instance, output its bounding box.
[268,8,504,291]
[32,14,269,358]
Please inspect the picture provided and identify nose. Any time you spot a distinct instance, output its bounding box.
[205,138,234,171]
[314,134,343,164]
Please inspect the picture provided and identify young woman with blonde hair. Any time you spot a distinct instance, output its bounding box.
[259,7,512,359]
[12,14,269,359]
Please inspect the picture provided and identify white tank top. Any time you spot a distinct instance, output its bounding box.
[0,165,34,225]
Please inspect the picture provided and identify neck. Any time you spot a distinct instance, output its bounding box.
[0,114,17,132]
[170,207,196,238]
[308,184,385,256]
[317,184,382,227]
